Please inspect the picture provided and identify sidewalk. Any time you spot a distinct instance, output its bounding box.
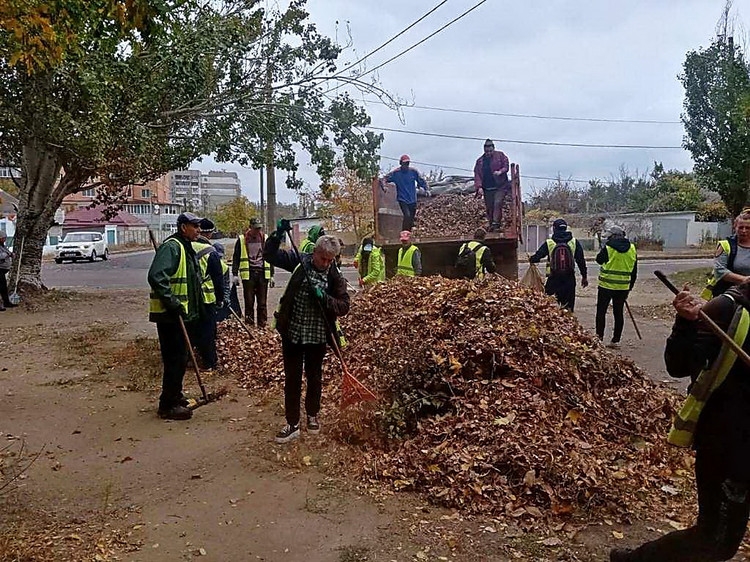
[637,248,714,261]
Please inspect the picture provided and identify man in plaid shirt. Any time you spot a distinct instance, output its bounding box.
[264,220,350,443]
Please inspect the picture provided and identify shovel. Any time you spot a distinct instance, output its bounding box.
[9,236,24,305]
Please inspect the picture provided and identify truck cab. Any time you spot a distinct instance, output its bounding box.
[373,164,522,279]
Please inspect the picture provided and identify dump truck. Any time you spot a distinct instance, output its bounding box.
[373,163,522,279]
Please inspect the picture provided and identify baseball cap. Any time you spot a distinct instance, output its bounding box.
[177,212,203,226]
[399,154,410,163]
[249,217,262,228]
[604,225,625,238]
[199,218,215,232]
[552,218,568,231]
[399,230,411,242]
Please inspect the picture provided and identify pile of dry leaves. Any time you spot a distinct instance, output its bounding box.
[413,193,512,238]
[217,321,283,391]
[220,276,691,524]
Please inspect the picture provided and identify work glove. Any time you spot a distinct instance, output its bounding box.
[165,297,184,318]
[276,218,292,234]
[269,277,275,288]
[231,275,240,286]
[581,277,589,288]
[313,287,325,302]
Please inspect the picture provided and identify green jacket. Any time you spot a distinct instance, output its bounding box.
[148,233,204,323]
[354,245,386,285]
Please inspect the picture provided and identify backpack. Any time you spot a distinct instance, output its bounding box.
[455,243,478,279]
[549,241,574,276]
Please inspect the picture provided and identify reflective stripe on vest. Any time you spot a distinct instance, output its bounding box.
[702,239,732,301]
[459,241,488,279]
[238,235,272,281]
[149,238,189,314]
[300,238,315,254]
[193,241,217,305]
[668,303,750,448]
[545,238,577,276]
[598,245,637,290]
[397,245,418,276]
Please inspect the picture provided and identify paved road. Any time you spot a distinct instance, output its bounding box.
[43,249,712,290]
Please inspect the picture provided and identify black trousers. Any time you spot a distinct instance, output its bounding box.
[281,336,327,426]
[156,320,197,409]
[242,269,268,326]
[399,201,417,231]
[625,448,750,561]
[190,304,217,369]
[545,275,576,311]
[0,269,9,306]
[595,287,628,342]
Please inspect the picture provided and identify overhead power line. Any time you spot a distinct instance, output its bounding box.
[364,99,681,125]
[332,0,450,79]
[370,126,684,149]
[380,155,592,183]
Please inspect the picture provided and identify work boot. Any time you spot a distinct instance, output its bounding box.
[158,404,193,420]
[607,340,621,349]
[609,548,633,562]
[275,423,300,444]
[307,416,320,435]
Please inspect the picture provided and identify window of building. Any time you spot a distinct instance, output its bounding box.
[81,188,96,197]
[141,188,151,199]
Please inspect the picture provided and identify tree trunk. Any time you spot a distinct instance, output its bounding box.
[10,142,74,293]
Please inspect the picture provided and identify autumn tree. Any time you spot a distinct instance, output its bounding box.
[211,197,259,238]
[317,165,374,240]
[0,0,385,292]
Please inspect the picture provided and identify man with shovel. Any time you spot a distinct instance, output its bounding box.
[147,212,205,420]
[264,219,350,443]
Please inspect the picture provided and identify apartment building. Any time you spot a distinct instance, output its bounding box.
[200,170,242,212]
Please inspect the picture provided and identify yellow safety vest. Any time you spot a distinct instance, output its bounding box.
[149,238,189,315]
[545,238,577,276]
[598,245,637,290]
[237,235,272,281]
[458,241,488,279]
[300,238,315,254]
[355,245,386,284]
[397,245,419,277]
[668,303,750,448]
[702,239,732,301]
[193,241,218,305]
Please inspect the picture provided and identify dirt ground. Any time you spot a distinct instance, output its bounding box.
[0,275,745,561]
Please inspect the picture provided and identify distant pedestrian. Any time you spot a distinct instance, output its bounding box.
[263,220,350,443]
[0,231,16,311]
[213,242,232,322]
[473,139,510,232]
[455,227,496,280]
[396,230,422,277]
[147,212,205,420]
[381,155,431,231]
[595,226,637,349]
[529,218,588,311]
[232,217,274,327]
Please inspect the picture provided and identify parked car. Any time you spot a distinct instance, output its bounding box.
[54,232,109,263]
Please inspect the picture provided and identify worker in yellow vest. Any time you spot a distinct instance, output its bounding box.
[455,228,496,279]
[702,210,750,300]
[300,224,325,254]
[396,230,422,277]
[594,226,637,349]
[353,236,386,286]
[232,217,274,327]
[610,281,750,562]
[147,212,205,421]
[189,218,227,369]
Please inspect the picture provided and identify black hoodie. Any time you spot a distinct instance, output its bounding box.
[595,237,637,290]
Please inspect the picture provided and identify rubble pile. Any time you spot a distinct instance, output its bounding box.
[327,276,688,520]
[413,193,512,238]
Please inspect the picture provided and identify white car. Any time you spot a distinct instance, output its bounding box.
[54,232,109,263]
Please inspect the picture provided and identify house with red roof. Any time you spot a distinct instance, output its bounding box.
[62,206,149,246]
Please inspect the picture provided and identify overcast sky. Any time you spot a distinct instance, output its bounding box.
[193,0,750,205]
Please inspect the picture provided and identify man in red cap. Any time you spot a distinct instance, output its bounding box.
[396,230,422,277]
[381,155,431,231]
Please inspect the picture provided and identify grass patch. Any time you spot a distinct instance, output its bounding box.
[669,267,711,289]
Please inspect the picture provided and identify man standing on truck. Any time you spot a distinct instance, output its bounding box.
[473,139,510,233]
[529,218,588,311]
[396,230,422,277]
[381,155,431,232]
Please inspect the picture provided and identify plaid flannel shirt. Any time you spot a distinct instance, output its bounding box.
[287,264,329,345]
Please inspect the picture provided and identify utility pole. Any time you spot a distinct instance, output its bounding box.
[265,60,277,232]
[259,167,265,232]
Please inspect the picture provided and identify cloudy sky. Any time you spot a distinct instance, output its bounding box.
[194,0,750,204]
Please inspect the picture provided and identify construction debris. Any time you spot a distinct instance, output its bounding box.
[222,276,692,525]
[413,193,512,238]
